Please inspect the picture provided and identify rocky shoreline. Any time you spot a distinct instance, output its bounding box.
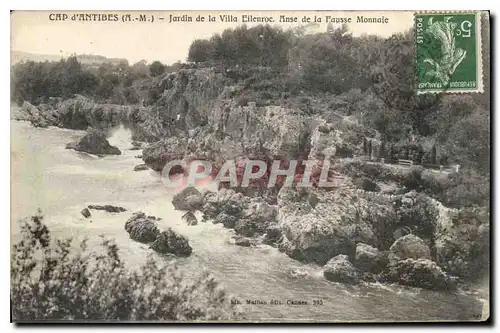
[14,66,489,292]
[169,185,482,291]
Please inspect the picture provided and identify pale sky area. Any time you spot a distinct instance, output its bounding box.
[11,11,414,65]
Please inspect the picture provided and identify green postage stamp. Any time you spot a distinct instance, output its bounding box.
[415,12,483,94]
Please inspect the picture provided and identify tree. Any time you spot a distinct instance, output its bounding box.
[149,61,165,77]
[188,39,212,63]
[431,145,437,165]
[379,139,386,159]
[367,140,372,160]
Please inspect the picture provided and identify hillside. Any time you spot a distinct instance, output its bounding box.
[11,50,127,66]
[10,22,490,291]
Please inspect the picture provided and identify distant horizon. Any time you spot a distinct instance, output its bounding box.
[11,10,413,65]
[11,50,135,65]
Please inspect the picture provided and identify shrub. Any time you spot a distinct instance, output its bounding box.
[441,169,490,208]
[401,166,425,191]
[436,207,490,280]
[335,143,354,158]
[11,213,238,321]
[354,177,380,192]
[149,61,166,77]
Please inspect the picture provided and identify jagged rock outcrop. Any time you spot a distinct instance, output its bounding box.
[142,137,188,172]
[124,212,160,243]
[66,131,121,155]
[16,96,161,141]
[21,101,49,127]
[434,206,490,280]
[234,199,277,237]
[88,204,126,213]
[277,186,386,265]
[182,211,198,226]
[263,224,282,245]
[201,188,277,237]
[172,187,203,211]
[323,254,359,284]
[150,228,192,256]
[383,258,456,291]
[355,243,388,273]
[213,212,238,228]
[201,189,249,219]
[389,234,431,261]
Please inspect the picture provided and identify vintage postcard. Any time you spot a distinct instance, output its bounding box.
[10,10,490,323]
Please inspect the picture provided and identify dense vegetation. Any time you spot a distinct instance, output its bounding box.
[11,57,183,106]
[186,22,489,180]
[11,213,239,321]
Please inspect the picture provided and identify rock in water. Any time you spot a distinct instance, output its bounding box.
[263,224,282,245]
[133,164,149,171]
[22,101,48,128]
[66,131,121,155]
[290,268,308,278]
[231,235,255,247]
[384,258,456,291]
[124,212,160,243]
[88,204,126,213]
[172,187,203,211]
[182,211,198,226]
[130,141,145,151]
[150,228,192,256]
[389,234,431,261]
[355,243,388,273]
[213,212,238,228]
[323,254,359,284]
[81,207,91,218]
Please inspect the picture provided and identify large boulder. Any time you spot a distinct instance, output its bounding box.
[142,137,188,171]
[234,200,277,237]
[22,101,48,128]
[323,254,359,284]
[66,131,121,155]
[150,228,192,256]
[172,187,203,211]
[389,234,431,261]
[124,212,160,243]
[355,243,388,273]
[277,187,381,265]
[201,188,249,219]
[213,212,238,228]
[384,258,456,291]
[182,211,198,226]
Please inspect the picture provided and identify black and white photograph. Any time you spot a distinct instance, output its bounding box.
[9,10,491,323]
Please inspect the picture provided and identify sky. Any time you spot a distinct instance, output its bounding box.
[11,10,414,65]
